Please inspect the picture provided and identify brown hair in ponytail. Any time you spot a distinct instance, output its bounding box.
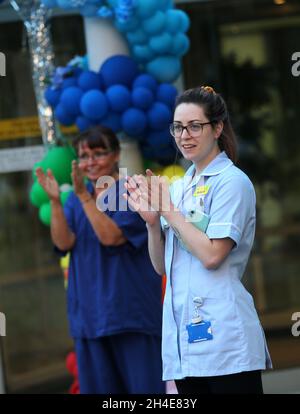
[175,86,238,163]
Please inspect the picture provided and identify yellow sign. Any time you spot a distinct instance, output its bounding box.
[0,116,78,141]
[193,185,210,197]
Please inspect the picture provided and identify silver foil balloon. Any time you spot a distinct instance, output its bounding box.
[10,0,57,146]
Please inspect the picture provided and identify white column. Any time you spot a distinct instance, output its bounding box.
[84,18,144,174]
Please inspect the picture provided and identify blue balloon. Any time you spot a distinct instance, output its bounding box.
[79,4,100,17]
[45,87,61,108]
[146,56,181,83]
[101,55,139,88]
[57,0,73,9]
[121,108,148,138]
[78,70,103,91]
[41,0,57,7]
[136,0,161,19]
[147,102,172,130]
[133,74,157,94]
[62,77,77,89]
[165,9,190,34]
[142,11,166,35]
[132,87,154,110]
[171,33,190,57]
[156,83,178,108]
[106,85,131,113]
[126,28,148,45]
[55,103,75,126]
[80,90,108,120]
[132,45,155,63]
[76,116,97,132]
[149,32,173,54]
[100,112,122,133]
[146,128,173,147]
[60,86,83,116]
[115,17,139,33]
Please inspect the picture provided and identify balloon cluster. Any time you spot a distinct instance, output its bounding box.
[40,0,190,83]
[45,54,178,165]
[30,146,76,225]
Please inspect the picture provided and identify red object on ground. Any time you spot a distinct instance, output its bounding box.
[65,351,80,394]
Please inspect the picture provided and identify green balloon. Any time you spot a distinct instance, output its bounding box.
[42,146,76,185]
[30,181,49,207]
[39,203,51,226]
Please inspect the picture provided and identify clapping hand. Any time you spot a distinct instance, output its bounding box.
[36,167,60,202]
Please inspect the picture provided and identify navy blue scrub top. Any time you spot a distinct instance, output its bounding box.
[58,180,162,339]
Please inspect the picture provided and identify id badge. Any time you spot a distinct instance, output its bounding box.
[185,209,210,233]
[186,321,213,343]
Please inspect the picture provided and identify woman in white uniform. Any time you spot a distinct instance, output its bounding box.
[125,86,272,394]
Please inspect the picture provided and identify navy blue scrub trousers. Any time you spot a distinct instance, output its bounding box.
[75,332,165,394]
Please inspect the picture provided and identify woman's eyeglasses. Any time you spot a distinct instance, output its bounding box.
[169,122,214,138]
[78,150,112,163]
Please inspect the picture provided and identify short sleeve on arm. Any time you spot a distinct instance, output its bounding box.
[206,174,256,247]
[110,209,148,250]
[63,192,76,234]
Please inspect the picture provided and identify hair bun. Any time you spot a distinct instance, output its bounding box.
[202,85,216,94]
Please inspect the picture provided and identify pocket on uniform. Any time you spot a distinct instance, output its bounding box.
[188,291,244,353]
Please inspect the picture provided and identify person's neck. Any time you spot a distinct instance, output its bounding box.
[194,149,221,176]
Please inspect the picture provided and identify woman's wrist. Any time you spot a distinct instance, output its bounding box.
[50,197,61,206]
[78,192,93,204]
[146,218,161,230]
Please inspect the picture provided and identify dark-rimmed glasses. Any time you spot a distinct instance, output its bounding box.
[169,122,214,138]
[78,150,113,163]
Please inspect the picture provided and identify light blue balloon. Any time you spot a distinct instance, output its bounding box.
[132,44,155,63]
[136,0,161,19]
[149,33,173,55]
[170,33,190,57]
[142,11,166,35]
[146,56,181,83]
[159,0,173,10]
[41,0,58,7]
[115,17,139,33]
[57,0,73,8]
[79,4,99,17]
[178,10,191,32]
[127,28,148,45]
[165,9,182,33]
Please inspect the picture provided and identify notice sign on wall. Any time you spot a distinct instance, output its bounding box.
[0,145,45,173]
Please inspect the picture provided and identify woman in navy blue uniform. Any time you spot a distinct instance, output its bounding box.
[36,126,164,394]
